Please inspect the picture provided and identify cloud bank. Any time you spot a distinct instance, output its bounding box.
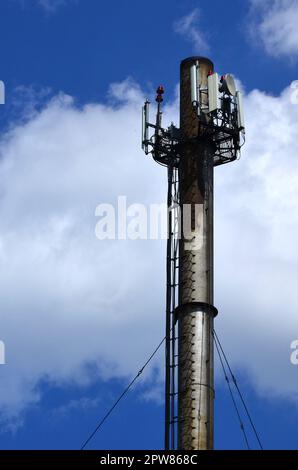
[0,80,167,427]
[0,77,298,429]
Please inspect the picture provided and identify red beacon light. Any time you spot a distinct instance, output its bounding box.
[156,85,165,103]
[156,85,165,95]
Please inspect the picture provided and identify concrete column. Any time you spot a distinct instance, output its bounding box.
[178,56,217,450]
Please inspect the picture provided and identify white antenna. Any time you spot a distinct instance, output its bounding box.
[190,62,199,107]
[142,100,150,153]
[208,73,219,112]
[236,91,245,131]
[220,74,237,96]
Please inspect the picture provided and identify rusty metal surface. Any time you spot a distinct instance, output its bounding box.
[178,57,215,450]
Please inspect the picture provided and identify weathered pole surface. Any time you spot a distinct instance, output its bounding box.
[177,56,217,450]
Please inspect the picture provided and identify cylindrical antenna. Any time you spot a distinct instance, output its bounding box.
[190,63,198,105]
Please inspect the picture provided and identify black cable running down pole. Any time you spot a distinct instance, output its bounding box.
[81,335,166,450]
[213,332,250,449]
[213,329,263,450]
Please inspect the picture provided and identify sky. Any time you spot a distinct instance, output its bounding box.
[0,0,298,450]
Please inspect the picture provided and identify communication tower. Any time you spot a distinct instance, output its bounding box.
[142,57,245,450]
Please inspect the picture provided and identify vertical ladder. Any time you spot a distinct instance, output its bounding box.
[165,164,180,450]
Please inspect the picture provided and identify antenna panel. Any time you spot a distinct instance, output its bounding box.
[142,101,150,152]
[208,73,219,112]
[236,91,245,130]
[190,64,199,106]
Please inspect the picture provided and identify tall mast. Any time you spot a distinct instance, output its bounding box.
[142,56,245,450]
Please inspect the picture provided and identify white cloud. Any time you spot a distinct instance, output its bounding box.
[0,76,298,429]
[14,0,75,13]
[173,9,209,54]
[37,0,66,11]
[54,397,101,417]
[249,0,298,57]
[0,80,167,427]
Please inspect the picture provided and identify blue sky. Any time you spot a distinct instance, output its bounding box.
[0,0,298,450]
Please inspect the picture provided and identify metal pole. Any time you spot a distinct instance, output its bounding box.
[177,57,218,450]
[165,165,173,450]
